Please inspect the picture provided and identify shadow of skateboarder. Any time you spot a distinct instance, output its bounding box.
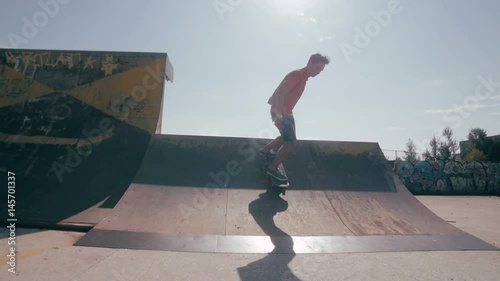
[237,190,301,281]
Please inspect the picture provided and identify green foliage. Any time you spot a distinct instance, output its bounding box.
[464,127,499,161]
[422,149,433,161]
[467,127,487,142]
[404,138,418,163]
[465,148,487,161]
[441,126,458,160]
[405,126,497,163]
[466,127,491,154]
[429,135,439,160]
[424,126,458,161]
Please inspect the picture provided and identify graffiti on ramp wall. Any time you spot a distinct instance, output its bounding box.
[394,160,500,194]
[0,48,173,224]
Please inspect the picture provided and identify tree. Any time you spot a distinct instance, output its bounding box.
[429,135,439,160]
[438,126,458,161]
[438,141,451,160]
[466,127,493,160]
[465,148,487,161]
[422,149,433,161]
[403,138,419,163]
[467,127,487,143]
[467,127,489,152]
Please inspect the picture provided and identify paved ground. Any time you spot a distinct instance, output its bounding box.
[1,196,499,281]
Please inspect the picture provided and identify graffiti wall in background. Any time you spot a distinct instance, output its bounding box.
[394,161,500,195]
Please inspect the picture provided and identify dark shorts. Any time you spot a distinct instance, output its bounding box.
[271,110,297,143]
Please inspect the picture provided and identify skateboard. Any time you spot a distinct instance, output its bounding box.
[264,154,289,195]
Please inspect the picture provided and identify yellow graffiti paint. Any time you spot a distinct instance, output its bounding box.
[0,129,114,145]
[0,248,46,265]
[5,51,97,73]
[1,51,167,134]
[0,66,54,108]
[70,58,166,133]
[309,141,381,156]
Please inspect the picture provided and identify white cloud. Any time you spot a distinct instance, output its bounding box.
[384,126,406,132]
[488,112,500,116]
[277,8,317,23]
[307,17,317,24]
[423,103,500,115]
[319,35,334,42]
[322,18,340,26]
[282,11,335,43]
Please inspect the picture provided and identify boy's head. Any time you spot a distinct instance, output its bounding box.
[307,53,330,77]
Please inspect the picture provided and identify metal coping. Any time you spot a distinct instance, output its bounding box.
[75,229,498,254]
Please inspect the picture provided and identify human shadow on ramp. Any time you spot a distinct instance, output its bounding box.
[237,189,301,281]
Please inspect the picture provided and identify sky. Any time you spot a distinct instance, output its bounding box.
[1,0,499,158]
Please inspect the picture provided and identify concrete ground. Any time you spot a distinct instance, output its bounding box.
[1,196,499,281]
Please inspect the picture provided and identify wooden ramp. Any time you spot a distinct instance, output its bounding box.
[76,135,498,253]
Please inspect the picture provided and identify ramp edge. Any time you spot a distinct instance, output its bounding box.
[75,229,498,254]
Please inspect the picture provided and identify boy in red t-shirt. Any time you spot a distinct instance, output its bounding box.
[260,53,330,181]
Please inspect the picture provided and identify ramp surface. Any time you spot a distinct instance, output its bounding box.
[76,135,498,253]
[0,49,172,226]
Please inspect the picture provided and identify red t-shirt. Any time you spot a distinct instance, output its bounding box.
[267,68,309,115]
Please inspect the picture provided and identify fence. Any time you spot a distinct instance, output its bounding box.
[382,149,426,161]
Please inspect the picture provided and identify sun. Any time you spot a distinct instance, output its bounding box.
[258,0,321,14]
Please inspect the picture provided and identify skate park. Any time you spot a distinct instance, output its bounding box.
[0,48,499,280]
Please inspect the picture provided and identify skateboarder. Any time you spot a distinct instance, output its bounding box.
[259,53,330,181]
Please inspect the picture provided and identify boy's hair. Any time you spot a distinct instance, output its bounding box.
[308,53,330,65]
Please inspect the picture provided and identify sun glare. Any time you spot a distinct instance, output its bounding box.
[260,0,321,14]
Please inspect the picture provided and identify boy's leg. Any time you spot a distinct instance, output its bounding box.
[260,136,284,154]
[267,115,297,178]
[269,142,295,171]
[260,109,285,155]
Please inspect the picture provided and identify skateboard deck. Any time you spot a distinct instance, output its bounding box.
[264,155,289,195]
